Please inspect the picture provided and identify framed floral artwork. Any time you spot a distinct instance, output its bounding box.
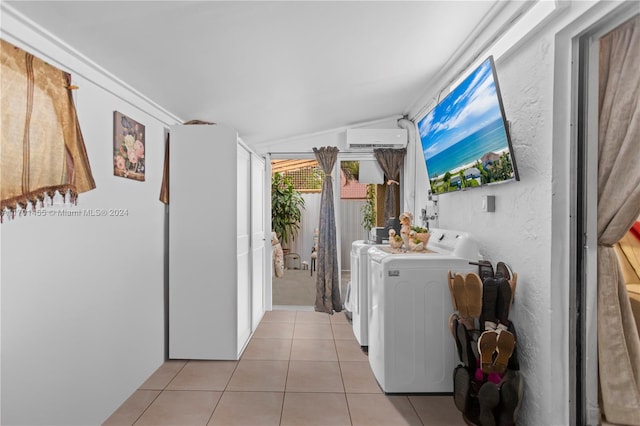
[113,111,145,181]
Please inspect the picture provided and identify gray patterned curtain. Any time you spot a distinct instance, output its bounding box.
[313,146,341,314]
[596,15,640,425]
[374,148,406,222]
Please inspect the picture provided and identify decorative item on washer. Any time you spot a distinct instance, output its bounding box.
[447,260,523,426]
[388,229,403,249]
[389,211,431,252]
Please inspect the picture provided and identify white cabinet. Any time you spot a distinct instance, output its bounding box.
[169,124,265,360]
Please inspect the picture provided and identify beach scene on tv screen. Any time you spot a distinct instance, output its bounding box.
[418,58,516,194]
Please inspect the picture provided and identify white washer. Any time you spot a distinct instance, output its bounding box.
[368,228,479,393]
[350,240,378,346]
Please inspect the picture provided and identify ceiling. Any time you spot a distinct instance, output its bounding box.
[4,1,517,147]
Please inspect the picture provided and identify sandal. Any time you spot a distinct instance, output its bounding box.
[508,272,518,307]
[457,321,477,370]
[497,370,523,426]
[452,273,468,317]
[480,277,498,329]
[453,365,472,414]
[478,329,498,374]
[495,277,512,325]
[470,260,494,281]
[449,313,463,362]
[495,261,513,281]
[493,329,516,374]
[506,322,520,371]
[465,272,483,318]
[478,381,500,426]
[448,270,458,310]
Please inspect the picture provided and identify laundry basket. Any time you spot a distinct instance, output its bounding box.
[284,253,301,270]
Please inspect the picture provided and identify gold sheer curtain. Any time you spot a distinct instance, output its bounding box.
[1,39,95,219]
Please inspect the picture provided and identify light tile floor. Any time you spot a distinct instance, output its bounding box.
[103,310,464,425]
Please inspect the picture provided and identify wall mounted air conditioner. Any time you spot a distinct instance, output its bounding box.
[346,128,408,150]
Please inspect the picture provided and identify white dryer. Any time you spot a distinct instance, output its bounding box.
[368,228,478,393]
[350,240,378,347]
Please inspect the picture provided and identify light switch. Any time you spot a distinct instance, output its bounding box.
[482,195,495,212]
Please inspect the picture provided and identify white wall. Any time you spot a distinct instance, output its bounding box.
[340,199,369,269]
[288,193,321,268]
[253,116,401,155]
[1,7,178,424]
[408,1,631,424]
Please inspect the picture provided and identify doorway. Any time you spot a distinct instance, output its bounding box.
[268,155,383,310]
[270,157,322,309]
[572,7,639,425]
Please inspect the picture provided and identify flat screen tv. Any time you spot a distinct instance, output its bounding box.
[417,56,519,195]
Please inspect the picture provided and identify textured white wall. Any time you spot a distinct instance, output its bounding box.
[409,2,628,424]
[0,13,174,425]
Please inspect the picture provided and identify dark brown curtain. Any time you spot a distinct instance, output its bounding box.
[313,146,341,313]
[596,15,640,425]
[374,148,406,222]
[159,133,169,204]
[1,39,95,219]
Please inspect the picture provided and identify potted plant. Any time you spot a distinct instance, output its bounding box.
[361,184,376,239]
[271,172,305,251]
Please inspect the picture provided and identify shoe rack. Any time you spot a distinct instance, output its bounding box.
[448,262,524,426]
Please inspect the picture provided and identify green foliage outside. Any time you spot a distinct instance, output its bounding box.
[361,184,376,233]
[271,172,305,248]
[341,161,359,185]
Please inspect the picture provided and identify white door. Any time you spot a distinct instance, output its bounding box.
[251,154,266,330]
[237,146,252,353]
